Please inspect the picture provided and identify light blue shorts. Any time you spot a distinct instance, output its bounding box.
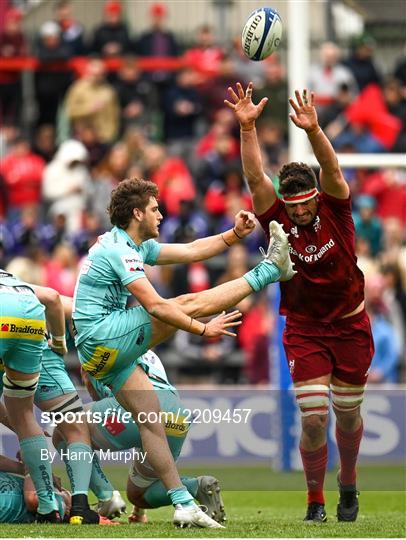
[35,347,77,402]
[77,306,152,392]
[88,387,189,463]
[0,291,45,374]
[0,347,77,402]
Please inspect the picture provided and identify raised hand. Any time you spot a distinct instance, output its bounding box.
[289,89,319,133]
[204,310,242,338]
[224,82,268,130]
[234,210,256,239]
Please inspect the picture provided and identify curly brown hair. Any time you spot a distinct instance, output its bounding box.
[278,162,318,197]
[108,178,159,229]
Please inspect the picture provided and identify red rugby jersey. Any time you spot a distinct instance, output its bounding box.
[256,192,365,323]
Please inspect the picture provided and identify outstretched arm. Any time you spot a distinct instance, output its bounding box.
[157,210,255,264]
[31,286,67,355]
[225,82,277,215]
[289,89,349,199]
[127,278,241,338]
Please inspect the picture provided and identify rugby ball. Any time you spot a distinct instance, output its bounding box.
[241,7,282,61]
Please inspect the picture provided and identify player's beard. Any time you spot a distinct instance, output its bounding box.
[139,220,159,240]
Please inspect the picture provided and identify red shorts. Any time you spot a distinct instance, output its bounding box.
[282,310,374,385]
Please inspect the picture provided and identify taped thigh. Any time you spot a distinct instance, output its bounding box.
[128,452,157,488]
[2,372,39,398]
[46,393,83,415]
[294,384,330,417]
[331,383,365,412]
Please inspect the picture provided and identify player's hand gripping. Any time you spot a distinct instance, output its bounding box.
[224,82,268,130]
[234,210,256,239]
[204,310,242,338]
[289,89,320,134]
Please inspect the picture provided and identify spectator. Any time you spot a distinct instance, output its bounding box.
[230,34,265,88]
[54,0,86,55]
[195,108,239,160]
[216,243,252,313]
[184,25,224,82]
[32,124,57,163]
[380,218,406,282]
[353,194,383,257]
[394,54,406,98]
[319,82,353,134]
[142,143,195,216]
[239,291,274,384]
[344,34,381,91]
[6,255,44,285]
[381,265,406,360]
[0,8,27,126]
[196,131,239,194]
[365,275,400,383]
[204,164,252,218]
[42,139,90,233]
[64,57,120,143]
[173,324,239,383]
[360,169,406,226]
[254,57,288,137]
[112,56,156,134]
[0,137,45,223]
[71,210,104,256]
[159,199,209,243]
[91,0,131,57]
[382,77,406,152]
[355,237,379,282]
[163,67,203,150]
[0,124,21,159]
[34,20,73,126]
[135,2,179,95]
[257,121,286,167]
[74,122,110,168]
[309,42,357,115]
[11,206,46,255]
[202,54,243,121]
[43,243,79,296]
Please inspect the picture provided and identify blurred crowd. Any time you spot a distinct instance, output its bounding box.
[0,0,405,385]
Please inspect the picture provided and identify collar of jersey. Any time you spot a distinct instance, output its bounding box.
[113,226,140,250]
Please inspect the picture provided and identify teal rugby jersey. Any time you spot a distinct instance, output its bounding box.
[72,227,161,345]
[0,473,34,523]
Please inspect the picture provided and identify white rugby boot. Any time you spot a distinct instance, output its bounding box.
[260,221,296,281]
[95,490,126,518]
[173,503,225,528]
[196,476,226,524]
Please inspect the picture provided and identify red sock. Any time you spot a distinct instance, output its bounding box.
[299,443,328,505]
[336,421,363,486]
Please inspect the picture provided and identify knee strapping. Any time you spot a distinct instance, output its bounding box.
[3,373,39,398]
[331,383,365,412]
[294,384,330,417]
[128,453,156,488]
[46,393,83,415]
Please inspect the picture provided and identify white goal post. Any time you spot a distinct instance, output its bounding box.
[287,0,406,171]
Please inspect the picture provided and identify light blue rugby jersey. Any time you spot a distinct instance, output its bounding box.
[72,227,161,345]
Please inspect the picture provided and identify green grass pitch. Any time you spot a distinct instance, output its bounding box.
[2,464,405,537]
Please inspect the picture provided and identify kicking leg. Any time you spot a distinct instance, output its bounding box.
[127,459,226,525]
